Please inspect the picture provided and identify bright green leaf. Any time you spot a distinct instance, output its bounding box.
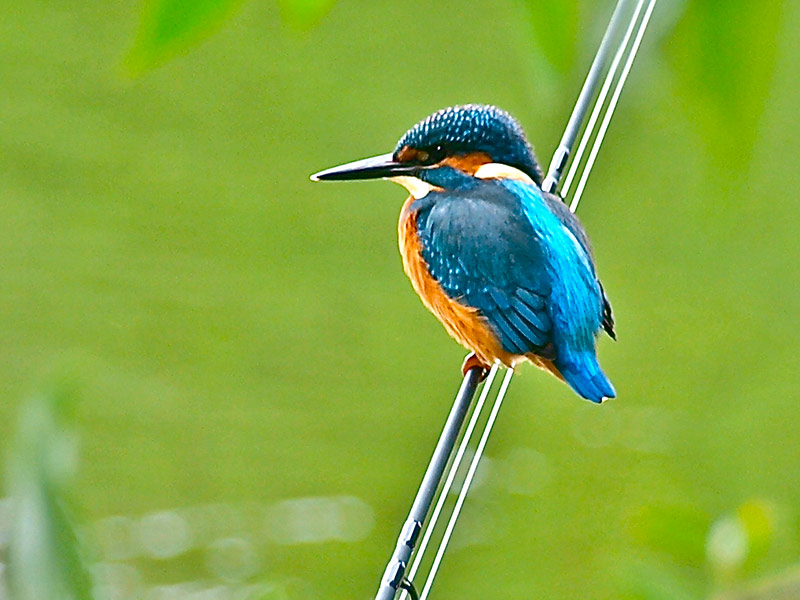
[278,0,336,29]
[126,0,246,74]
[737,499,775,556]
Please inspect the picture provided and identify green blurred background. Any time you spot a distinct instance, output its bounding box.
[2,0,800,598]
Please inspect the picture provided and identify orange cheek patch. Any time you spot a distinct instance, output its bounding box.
[396,145,424,163]
[441,152,493,174]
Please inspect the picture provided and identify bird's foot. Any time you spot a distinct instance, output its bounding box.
[461,352,490,381]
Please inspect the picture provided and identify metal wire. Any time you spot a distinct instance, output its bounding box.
[542,0,634,194]
[404,0,658,593]
[419,367,515,600]
[372,0,658,597]
[399,363,500,598]
[570,0,657,212]
[373,368,483,600]
[561,0,648,199]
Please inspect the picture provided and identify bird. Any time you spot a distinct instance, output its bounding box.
[311,104,616,403]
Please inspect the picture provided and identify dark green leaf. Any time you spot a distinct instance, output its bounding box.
[666,0,784,175]
[629,504,711,566]
[519,0,580,74]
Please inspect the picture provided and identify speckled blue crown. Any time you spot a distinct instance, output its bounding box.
[394,104,542,184]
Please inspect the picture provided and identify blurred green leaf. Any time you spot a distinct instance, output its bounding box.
[711,566,800,600]
[278,0,336,29]
[6,385,94,600]
[616,558,700,600]
[519,0,580,74]
[127,0,246,74]
[666,0,784,175]
[127,0,338,73]
[630,504,711,566]
[736,499,775,559]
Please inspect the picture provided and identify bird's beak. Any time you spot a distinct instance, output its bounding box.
[310,153,417,182]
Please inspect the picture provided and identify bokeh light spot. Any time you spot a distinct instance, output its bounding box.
[205,537,260,583]
[264,496,374,544]
[95,515,137,561]
[706,515,748,570]
[136,510,193,560]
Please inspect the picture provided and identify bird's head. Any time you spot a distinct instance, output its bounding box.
[311,105,542,197]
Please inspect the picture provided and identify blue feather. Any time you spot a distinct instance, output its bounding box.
[557,349,616,403]
[414,178,553,356]
[498,179,603,344]
[512,293,550,332]
[413,175,614,402]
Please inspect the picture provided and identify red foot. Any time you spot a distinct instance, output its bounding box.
[461,352,490,381]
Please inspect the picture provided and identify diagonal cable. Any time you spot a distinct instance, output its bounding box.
[570,0,658,213]
[419,367,515,600]
[561,0,648,198]
[406,2,659,597]
[375,1,659,598]
[399,363,500,598]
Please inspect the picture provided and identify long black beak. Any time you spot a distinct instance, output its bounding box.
[310,153,418,181]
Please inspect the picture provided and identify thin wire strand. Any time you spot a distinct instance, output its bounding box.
[400,363,500,597]
[541,0,633,193]
[570,0,657,213]
[419,367,515,600]
[561,0,647,198]
[396,2,659,597]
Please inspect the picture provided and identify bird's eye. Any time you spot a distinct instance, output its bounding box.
[420,144,446,166]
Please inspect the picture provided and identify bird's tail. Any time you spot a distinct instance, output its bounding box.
[556,349,616,403]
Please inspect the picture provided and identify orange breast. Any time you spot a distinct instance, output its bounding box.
[398,196,515,367]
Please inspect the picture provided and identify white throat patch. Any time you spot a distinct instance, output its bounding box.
[390,176,439,199]
[474,163,535,184]
[391,163,535,200]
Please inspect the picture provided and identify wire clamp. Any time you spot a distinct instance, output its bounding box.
[399,577,420,600]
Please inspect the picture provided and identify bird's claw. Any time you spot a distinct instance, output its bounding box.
[461,352,489,381]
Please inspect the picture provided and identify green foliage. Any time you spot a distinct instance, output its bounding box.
[666,0,784,176]
[519,0,579,74]
[623,499,785,599]
[631,504,710,566]
[127,0,336,73]
[127,0,247,74]
[278,0,337,29]
[737,500,777,563]
[6,385,95,600]
[616,558,699,600]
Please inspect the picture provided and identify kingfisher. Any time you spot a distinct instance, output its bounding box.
[311,104,616,403]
